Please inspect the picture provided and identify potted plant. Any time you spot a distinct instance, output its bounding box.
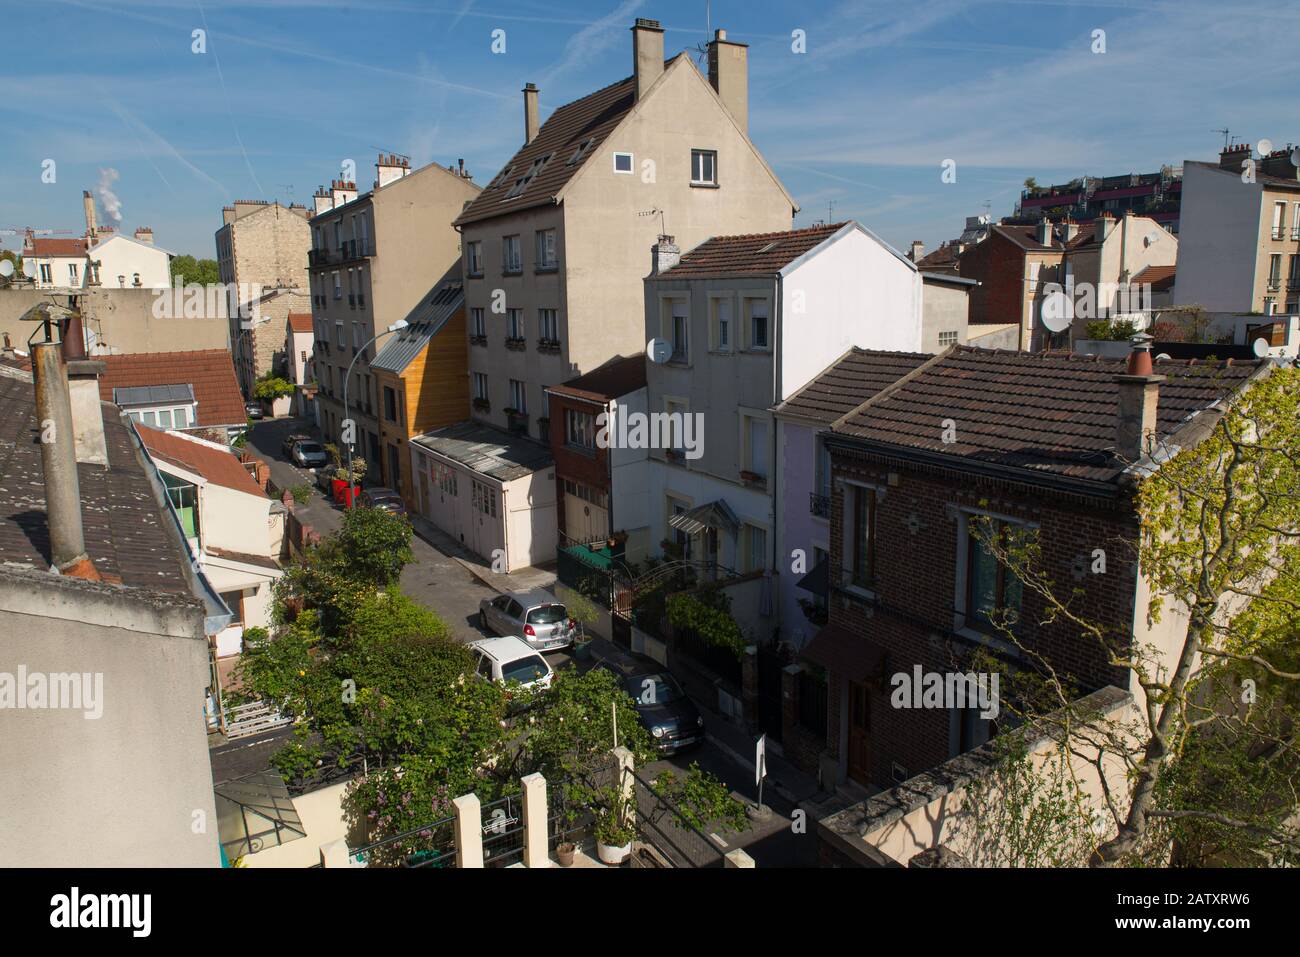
[555,840,577,867]
[565,590,600,661]
[593,788,635,865]
[334,458,367,507]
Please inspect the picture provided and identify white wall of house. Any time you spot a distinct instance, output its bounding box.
[288,329,314,384]
[644,464,773,573]
[88,234,172,289]
[1174,163,1260,312]
[607,388,650,558]
[779,225,922,400]
[30,254,88,289]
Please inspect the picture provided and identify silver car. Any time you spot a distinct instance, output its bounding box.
[478,591,575,651]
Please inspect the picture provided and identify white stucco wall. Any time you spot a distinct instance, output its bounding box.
[1174,163,1260,312]
[89,235,172,289]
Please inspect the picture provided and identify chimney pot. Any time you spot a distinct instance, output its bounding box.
[1115,333,1164,463]
[651,235,680,275]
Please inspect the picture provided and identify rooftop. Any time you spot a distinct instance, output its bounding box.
[659,222,850,278]
[546,354,646,404]
[1133,264,1176,291]
[98,349,246,428]
[828,346,1264,487]
[0,372,190,591]
[411,421,553,483]
[287,313,314,334]
[136,425,268,498]
[24,237,88,258]
[371,281,465,374]
[774,349,931,424]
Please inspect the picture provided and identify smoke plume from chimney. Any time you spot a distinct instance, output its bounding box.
[96,168,124,225]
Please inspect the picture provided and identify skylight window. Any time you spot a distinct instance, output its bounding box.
[504,153,553,199]
[566,138,595,166]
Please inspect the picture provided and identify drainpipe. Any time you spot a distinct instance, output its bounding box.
[31,341,99,579]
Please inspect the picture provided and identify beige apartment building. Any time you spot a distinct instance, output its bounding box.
[1176,142,1300,315]
[308,156,480,476]
[215,200,312,394]
[455,18,797,442]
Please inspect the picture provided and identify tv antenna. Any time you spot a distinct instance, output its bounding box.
[637,207,667,235]
[369,146,411,165]
[1213,128,1231,150]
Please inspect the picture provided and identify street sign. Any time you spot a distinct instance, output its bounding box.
[755,733,767,786]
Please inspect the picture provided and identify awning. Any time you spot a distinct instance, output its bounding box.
[214,770,306,860]
[668,499,740,536]
[795,557,829,599]
[800,624,887,685]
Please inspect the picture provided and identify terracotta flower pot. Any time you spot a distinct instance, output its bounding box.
[556,842,576,867]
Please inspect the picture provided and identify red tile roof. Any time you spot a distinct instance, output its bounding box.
[829,346,1264,486]
[1133,264,1176,291]
[914,244,961,272]
[287,313,314,334]
[455,60,682,227]
[547,355,646,403]
[136,425,268,498]
[25,237,88,258]
[661,223,849,277]
[99,349,246,428]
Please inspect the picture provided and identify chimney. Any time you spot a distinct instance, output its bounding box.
[523,83,540,145]
[707,28,749,134]
[313,186,334,216]
[458,158,467,178]
[83,190,97,239]
[651,235,680,275]
[1218,142,1251,171]
[133,226,154,245]
[632,18,665,101]
[908,240,924,263]
[31,336,100,580]
[1098,211,1115,241]
[1062,219,1079,242]
[1260,144,1300,180]
[376,153,410,189]
[1114,333,1165,464]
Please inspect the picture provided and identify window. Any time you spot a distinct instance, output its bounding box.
[745,524,767,573]
[938,330,959,347]
[669,300,689,362]
[1293,203,1300,240]
[335,321,345,348]
[466,241,483,276]
[535,229,557,270]
[39,263,51,283]
[1269,254,1282,288]
[965,517,1029,632]
[508,379,527,414]
[665,398,689,454]
[538,308,559,342]
[332,271,342,299]
[507,308,524,339]
[711,297,732,352]
[565,409,595,449]
[470,307,486,338]
[436,462,459,496]
[613,152,634,174]
[473,372,488,400]
[68,263,79,284]
[505,153,552,199]
[352,322,363,350]
[744,415,767,478]
[383,386,398,422]
[815,439,832,500]
[1289,255,1300,286]
[472,481,498,517]
[846,484,876,590]
[502,235,522,273]
[567,138,595,166]
[746,298,770,350]
[691,149,717,185]
[1272,201,1286,240]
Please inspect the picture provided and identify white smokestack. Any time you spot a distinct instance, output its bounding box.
[96,168,124,225]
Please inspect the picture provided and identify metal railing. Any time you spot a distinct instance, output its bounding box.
[348,811,458,868]
[480,792,526,867]
[629,769,726,868]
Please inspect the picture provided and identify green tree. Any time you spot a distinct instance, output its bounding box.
[252,374,294,401]
[169,254,220,285]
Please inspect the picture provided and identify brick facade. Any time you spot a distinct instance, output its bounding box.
[786,443,1140,789]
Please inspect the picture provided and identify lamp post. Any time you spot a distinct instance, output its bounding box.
[342,319,408,505]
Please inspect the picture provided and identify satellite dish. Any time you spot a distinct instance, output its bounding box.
[1252,337,1270,358]
[21,259,37,278]
[1291,147,1300,168]
[1040,290,1072,333]
[1155,353,1173,362]
[0,260,13,278]
[1257,138,1274,157]
[646,338,672,364]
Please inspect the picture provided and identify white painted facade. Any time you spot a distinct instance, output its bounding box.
[1174,161,1265,312]
[87,234,173,289]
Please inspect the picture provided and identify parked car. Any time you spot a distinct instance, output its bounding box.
[315,464,338,491]
[468,636,554,692]
[291,440,329,469]
[359,487,407,515]
[245,401,264,420]
[281,432,311,458]
[478,591,575,651]
[598,661,703,754]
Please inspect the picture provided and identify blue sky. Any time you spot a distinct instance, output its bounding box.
[3,0,1295,258]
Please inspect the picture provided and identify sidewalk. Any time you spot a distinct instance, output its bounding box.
[409,514,557,596]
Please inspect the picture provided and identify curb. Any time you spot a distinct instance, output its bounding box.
[703,730,807,807]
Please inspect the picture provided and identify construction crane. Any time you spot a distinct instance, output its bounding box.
[0,227,83,238]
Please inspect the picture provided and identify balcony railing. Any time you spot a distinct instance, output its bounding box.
[504,336,527,351]
[536,338,562,354]
[809,491,831,518]
[1272,228,1286,241]
[469,334,488,346]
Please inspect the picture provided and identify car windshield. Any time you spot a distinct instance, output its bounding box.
[298,442,323,454]
[626,674,680,705]
[501,655,549,684]
[526,604,568,625]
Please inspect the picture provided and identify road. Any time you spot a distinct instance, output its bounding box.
[247,416,818,866]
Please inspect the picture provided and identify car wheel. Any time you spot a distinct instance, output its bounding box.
[479,611,488,631]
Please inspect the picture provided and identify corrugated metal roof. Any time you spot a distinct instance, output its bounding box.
[371,281,465,374]
[411,421,553,483]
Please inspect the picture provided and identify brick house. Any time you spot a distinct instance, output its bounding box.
[780,344,1266,793]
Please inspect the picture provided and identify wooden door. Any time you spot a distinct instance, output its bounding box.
[847,681,871,786]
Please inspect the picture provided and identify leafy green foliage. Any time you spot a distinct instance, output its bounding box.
[666,591,745,659]
[252,374,294,401]
[651,763,750,835]
[168,254,219,285]
[1083,318,1140,341]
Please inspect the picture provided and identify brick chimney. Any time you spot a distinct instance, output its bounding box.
[1061,219,1079,242]
[908,240,924,263]
[1036,219,1053,246]
[376,153,410,189]
[133,226,154,245]
[707,28,749,134]
[1098,211,1116,241]
[522,83,540,145]
[651,235,680,275]
[313,186,334,216]
[330,179,357,207]
[1260,145,1300,181]
[1114,333,1164,463]
[1218,142,1251,171]
[632,18,664,101]
[83,190,97,240]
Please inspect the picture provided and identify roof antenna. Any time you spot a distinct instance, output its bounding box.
[637,207,666,235]
[1213,128,1230,150]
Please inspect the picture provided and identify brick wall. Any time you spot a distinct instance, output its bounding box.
[804,443,1139,788]
[959,231,1028,326]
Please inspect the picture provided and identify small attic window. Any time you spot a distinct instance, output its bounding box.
[757,240,783,255]
[492,165,516,190]
[504,153,553,199]
[566,138,595,166]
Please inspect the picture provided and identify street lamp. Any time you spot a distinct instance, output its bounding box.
[342,319,408,503]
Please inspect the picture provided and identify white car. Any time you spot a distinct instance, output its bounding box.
[468,636,554,692]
